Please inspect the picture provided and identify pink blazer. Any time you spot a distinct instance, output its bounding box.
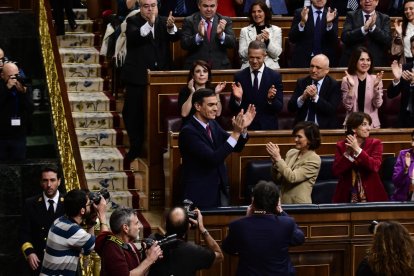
[341,74,383,128]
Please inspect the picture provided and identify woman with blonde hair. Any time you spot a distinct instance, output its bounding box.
[357,221,414,276]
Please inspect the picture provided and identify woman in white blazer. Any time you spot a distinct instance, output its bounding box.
[238,0,282,70]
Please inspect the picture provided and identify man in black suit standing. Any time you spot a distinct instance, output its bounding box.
[20,165,65,275]
[229,40,283,130]
[179,89,256,208]
[121,0,180,162]
[288,54,341,129]
[289,0,338,68]
[340,0,392,67]
[181,0,236,69]
[388,37,414,128]
[159,0,198,17]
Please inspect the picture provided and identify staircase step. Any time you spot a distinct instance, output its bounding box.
[59,47,99,64]
[74,8,88,20]
[80,147,124,172]
[64,19,94,33]
[69,92,110,112]
[57,33,95,48]
[66,77,104,92]
[76,128,117,147]
[62,63,101,78]
[110,191,133,209]
[86,171,129,191]
[72,112,114,129]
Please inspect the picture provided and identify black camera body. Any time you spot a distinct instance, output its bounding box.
[183,199,198,220]
[368,220,379,234]
[143,233,177,249]
[10,74,31,87]
[89,188,110,205]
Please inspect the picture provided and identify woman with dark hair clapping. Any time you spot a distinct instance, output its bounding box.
[266,121,321,204]
[332,112,388,203]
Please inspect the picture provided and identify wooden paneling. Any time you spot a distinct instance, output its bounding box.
[0,0,34,11]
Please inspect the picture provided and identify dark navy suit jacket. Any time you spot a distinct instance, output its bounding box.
[288,6,339,68]
[287,75,341,129]
[179,117,248,208]
[387,62,414,128]
[222,212,305,276]
[230,66,283,130]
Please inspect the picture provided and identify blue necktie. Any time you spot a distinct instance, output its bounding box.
[313,10,322,55]
[253,70,259,93]
[307,81,318,122]
[175,0,186,16]
[271,0,288,15]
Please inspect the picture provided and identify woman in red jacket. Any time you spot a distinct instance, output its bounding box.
[332,112,388,203]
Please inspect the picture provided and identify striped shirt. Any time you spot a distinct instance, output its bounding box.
[40,216,95,276]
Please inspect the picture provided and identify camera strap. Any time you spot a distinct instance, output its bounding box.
[106,234,129,250]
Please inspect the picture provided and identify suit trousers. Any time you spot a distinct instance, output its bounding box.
[122,84,145,158]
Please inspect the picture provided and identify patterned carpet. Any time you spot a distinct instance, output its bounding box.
[57,9,148,212]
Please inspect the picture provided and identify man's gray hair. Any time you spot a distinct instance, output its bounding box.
[248,40,267,52]
[109,207,137,234]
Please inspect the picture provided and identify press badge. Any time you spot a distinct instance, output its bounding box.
[11,117,21,126]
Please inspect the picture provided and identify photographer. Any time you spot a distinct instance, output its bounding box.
[0,62,33,161]
[222,181,305,275]
[40,189,108,276]
[148,206,224,276]
[95,207,163,276]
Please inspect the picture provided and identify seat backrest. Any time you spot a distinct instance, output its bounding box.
[311,180,337,204]
[317,156,336,181]
[380,155,396,197]
[245,160,273,202]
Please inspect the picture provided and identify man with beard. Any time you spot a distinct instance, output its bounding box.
[20,165,65,275]
[95,207,163,275]
[40,189,108,276]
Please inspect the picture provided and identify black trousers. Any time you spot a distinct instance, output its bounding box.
[122,84,145,158]
[50,0,76,36]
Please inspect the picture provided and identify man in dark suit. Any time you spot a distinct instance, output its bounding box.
[289,0,338,68]
[288,54,341,129]
[229,40,283,130]
[222,181,305,275]
[340,0,392,67]
[179,88,256,208]
[180,0,236,69]
[20,165,65,275]
[388,37,414,128]
[121,0,180,162]
[159,0,198,17]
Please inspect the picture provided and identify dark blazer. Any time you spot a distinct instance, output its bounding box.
[287,75,341,129]
[159,0,198,17]
[387,62,414,128]
[230,66,283,130]
[181,12,236,69]
[340,9,392,67]
[332,138,389,203]
[178,117,248,208]
[289,6,339,68]
[121,13,181,85]
[20,194,65,261]
[222,212,305,276]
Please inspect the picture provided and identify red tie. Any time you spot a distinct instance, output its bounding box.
[206,20,212,42]
[206,124,213,141]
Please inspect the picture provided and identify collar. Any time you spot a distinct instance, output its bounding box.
[312,76,326,86]
[362,11,375,17]
[201,16,214,23]
[43,190,60,205]
[193,115,209,129]
[250,63,265,74]
[311,5,323,14]
[106,234,130,250]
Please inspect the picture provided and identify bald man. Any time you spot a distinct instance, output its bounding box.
[287,54,341,129]
[0,62,34,161]
[149,207,223,276]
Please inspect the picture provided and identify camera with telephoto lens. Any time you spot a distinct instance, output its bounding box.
[368,220,379,234]
[183,199,198,220]
[143,233,177,249]
[89,188,110,205]
[11,73,32,87]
